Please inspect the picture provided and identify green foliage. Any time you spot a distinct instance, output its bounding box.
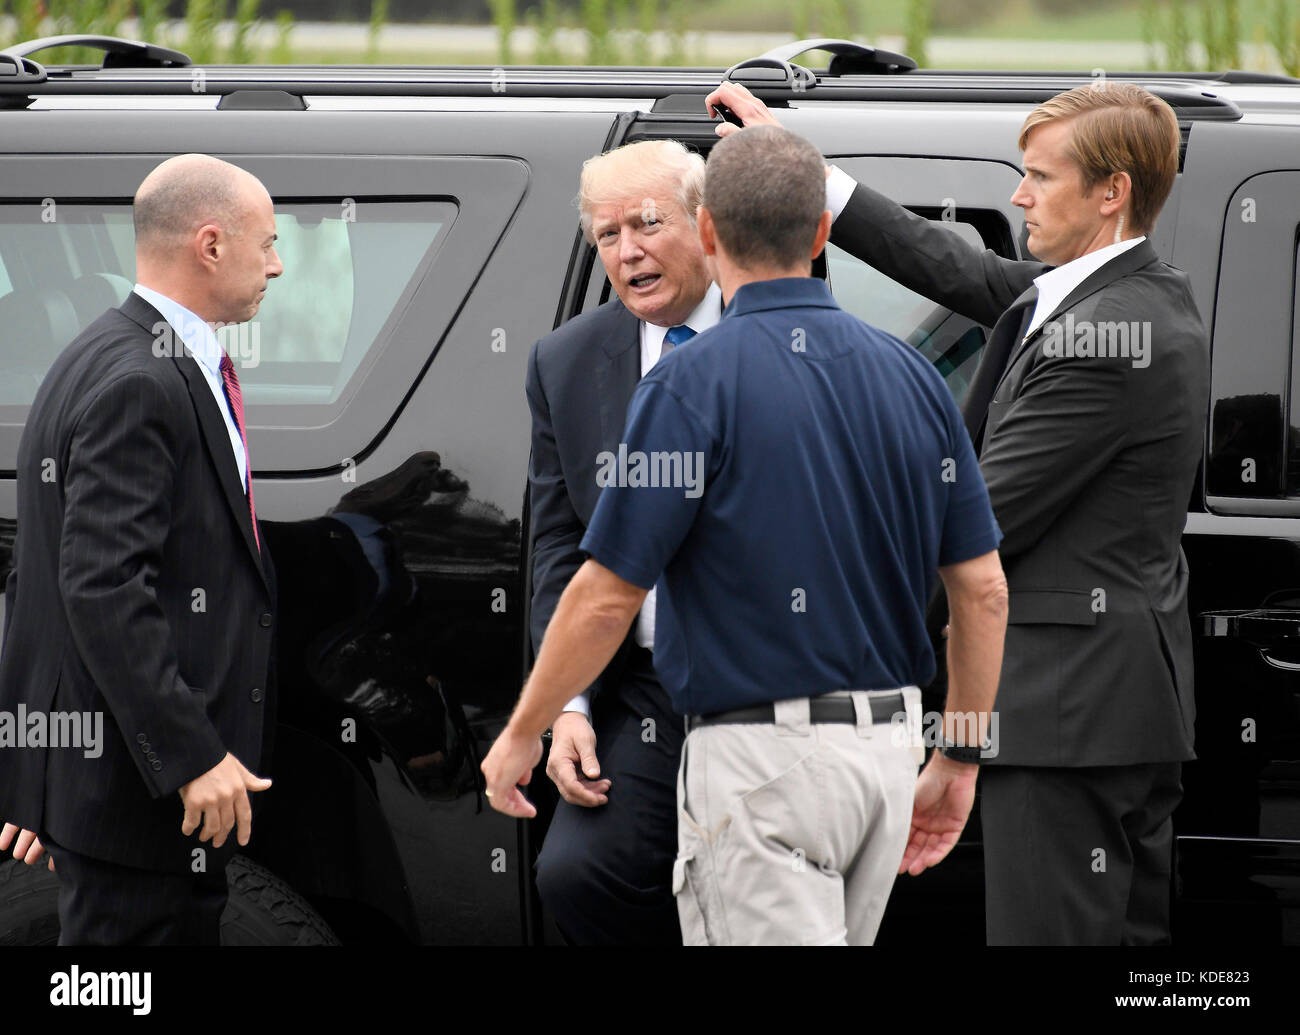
[13,0,45,45]
[230,0,261,65]
[184,0,221,65]
[1201,0,1241,69]
[631,0,657,64]
[1273,0,1300,74]
[583,0,615,64]
[665,0,687,64]
[528,0,563,64]
[488,0,512,64]
[137,0,169,47]
[905,0,931,68]
[1139,0,1160,68]
[271,8,293,64]
[1166,0,1193,70]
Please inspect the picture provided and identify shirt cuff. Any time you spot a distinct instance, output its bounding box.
[826,165,858,223]
[562,692,591,719]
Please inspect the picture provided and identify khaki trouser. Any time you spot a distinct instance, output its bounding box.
[673,689,920,946]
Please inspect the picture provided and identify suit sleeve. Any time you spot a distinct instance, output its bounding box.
[525,339,589,655]
[58,371,227,798]
[977,300,1134,561]
[829,179,1045,326]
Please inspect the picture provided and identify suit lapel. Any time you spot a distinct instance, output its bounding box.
[118,293,269,591]
[993,239,1161,397]
[962,285,1038,444]
[595,299,642,454]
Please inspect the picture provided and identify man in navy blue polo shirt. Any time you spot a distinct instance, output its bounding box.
[483,124,1008,945]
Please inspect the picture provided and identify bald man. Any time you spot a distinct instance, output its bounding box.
[0,154,283,944]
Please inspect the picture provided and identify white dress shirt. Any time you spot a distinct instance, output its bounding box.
[562,281,724,719]
[1024,236,1145,337]
[133,283,248,489]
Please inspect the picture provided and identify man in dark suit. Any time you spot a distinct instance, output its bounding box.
[526,139,721,944]
[0,153,283,944]
[705,80,1209,944]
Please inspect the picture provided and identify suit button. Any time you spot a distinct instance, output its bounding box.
[151,760,163,772]
[259,612,273,628]
[141,741,152,754]
[136,733,147,744]
[250,687,264,703]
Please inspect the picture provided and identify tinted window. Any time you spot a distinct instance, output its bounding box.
[826,219,990,407]
[0,200,453,410]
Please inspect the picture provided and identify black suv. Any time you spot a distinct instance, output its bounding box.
[0,34,1297,945]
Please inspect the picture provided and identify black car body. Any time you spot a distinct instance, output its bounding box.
[0,35,1297,945]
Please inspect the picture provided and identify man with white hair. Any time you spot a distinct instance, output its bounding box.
[0,154,282,944]
[526,139,720,944]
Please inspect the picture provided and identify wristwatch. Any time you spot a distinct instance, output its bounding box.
[938,739,984,764]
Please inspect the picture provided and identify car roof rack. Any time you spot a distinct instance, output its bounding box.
[725,38,916,91]
[0,31,1260,124]
[1,35,191,69]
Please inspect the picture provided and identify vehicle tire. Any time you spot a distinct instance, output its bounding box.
[0,853,339,946]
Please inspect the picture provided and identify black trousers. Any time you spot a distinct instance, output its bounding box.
[535,646,685,945]
[980,762,1183,945]
[41,833,228,946]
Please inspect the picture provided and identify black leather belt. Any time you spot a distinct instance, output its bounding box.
[692,692,904,728]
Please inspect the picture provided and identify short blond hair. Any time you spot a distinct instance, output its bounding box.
[577,139,705,242]
[1018,82,1179,235]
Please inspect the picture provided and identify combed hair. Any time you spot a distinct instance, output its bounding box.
[1018,82,1179,234]
[577,139,706,241]
[702,124,827,270]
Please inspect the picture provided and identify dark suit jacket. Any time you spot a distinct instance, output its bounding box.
[526,295,641,688]
[0,292,276,871]
[832,183,1209,767]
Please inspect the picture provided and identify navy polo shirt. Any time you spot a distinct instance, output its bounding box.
[580,277,1001,716]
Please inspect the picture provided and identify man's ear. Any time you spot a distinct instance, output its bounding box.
[194,224,222,273]
[1099,171,1132,217]
[697,205,718,257]
[810,209,832,261]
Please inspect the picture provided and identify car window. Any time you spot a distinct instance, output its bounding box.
[825,219,990,408]
[0,199,454,410]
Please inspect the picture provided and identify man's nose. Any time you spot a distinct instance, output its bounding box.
[267,248,284,277]
[1010,177,1031,208]
[619,232,644,263]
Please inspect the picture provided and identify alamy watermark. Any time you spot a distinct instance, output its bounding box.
[595,443,705,499]
[890,708,1000,759]
[1040,315,1151,369]
[151,320,261,369]
[0,705,102,758]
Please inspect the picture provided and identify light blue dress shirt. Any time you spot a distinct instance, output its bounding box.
[132,284,248,490]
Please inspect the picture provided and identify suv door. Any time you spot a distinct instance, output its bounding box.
[1172,119,1300,943]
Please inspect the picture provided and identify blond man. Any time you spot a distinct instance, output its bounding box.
[706,80,1209,944]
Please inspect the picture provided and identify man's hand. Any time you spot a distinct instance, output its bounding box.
[0,823,54,871]
[481,727,544,819]
[545,712,611,807]
[898,752,978,875]
[179,753,272,849]
[704,81,783,138]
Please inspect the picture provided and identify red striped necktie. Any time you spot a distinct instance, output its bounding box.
[218,352,260,552]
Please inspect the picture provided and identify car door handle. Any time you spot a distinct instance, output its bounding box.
[1201,609,1300,671]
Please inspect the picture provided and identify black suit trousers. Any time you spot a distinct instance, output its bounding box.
[979,761,1183,945]
[41,831,228,946]
[534,647,685,946]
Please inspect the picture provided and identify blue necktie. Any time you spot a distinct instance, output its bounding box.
[660,324,696,359]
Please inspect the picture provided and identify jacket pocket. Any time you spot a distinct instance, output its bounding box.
[1007,588,1098,626]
